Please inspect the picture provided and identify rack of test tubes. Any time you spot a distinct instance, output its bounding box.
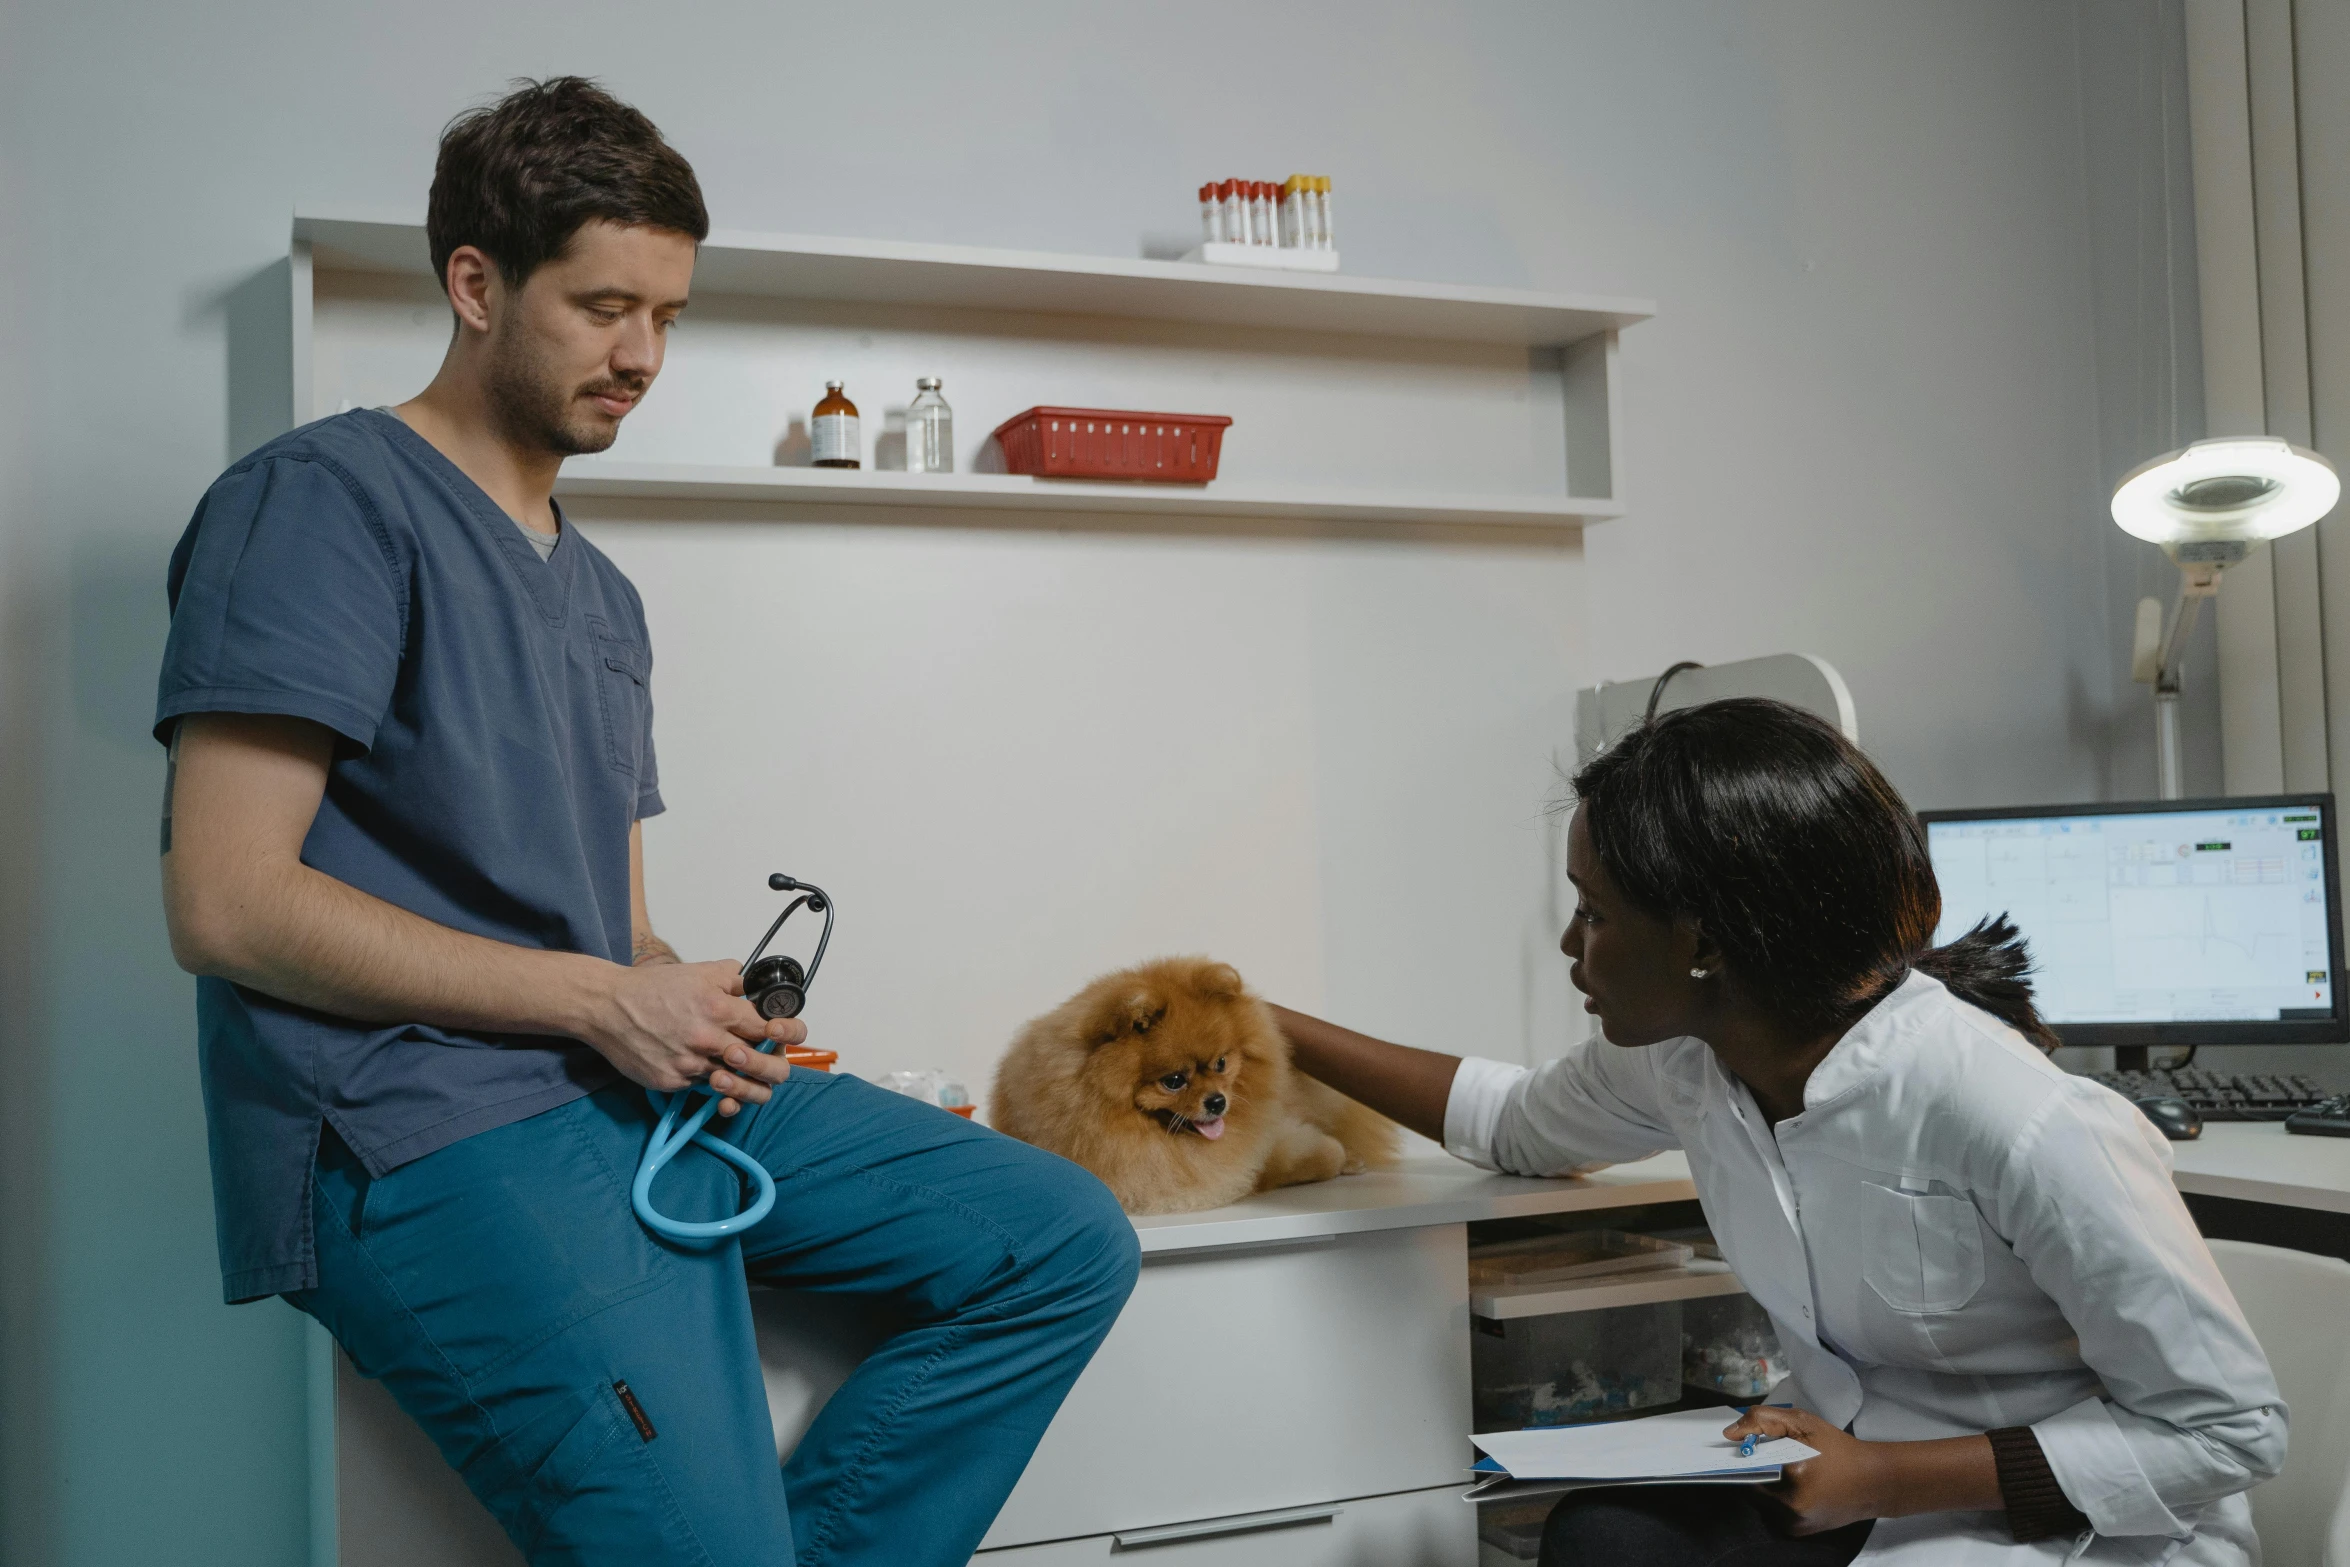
[1184,174,1339,273]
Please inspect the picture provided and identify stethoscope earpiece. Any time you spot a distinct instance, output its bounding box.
[632,874,835,1244]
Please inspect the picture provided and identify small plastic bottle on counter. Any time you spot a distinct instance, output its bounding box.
[1316,176,1337,251]
[812,381,861,468]
[1218,180,1244,243]
[1280,175,1305,247]
[1199,184,1218,247]
[905,377,953,473]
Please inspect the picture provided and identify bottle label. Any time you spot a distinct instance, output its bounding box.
[813,412,860,464]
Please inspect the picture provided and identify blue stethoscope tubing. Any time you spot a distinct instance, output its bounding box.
[630,879,834,1244]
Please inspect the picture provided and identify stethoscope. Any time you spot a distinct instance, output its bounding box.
[630,873,833,1244]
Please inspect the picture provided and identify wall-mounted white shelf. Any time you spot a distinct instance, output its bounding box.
[555,460,1626,528]
[293,211,1651,348]
[290,211,1652,531]
[1472,1263,1748,1321]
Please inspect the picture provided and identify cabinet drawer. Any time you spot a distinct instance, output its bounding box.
[982,1224,1471,1550]
[975,1483,1476,1566]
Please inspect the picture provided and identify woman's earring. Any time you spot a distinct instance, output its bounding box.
[1689,967,1711,979]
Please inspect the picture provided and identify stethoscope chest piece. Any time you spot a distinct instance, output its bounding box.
[743,955,807,1020]
[630,873,834,1245]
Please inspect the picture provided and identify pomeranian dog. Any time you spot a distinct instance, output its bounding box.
[990,957,1399,1215]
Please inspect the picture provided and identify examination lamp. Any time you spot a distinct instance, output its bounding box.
[2114,437,2339,799]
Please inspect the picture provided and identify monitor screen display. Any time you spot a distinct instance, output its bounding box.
[1924,797,2339,1032]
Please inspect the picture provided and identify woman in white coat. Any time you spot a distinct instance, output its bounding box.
[1275,699,2284,1566]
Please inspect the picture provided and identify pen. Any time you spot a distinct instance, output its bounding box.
[1736,1404,1791,1459]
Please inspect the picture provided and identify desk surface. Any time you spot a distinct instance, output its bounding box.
[2169,1122,2350,1214]
[1128,1151,1696,1255]
[1127,1126,2350,1254]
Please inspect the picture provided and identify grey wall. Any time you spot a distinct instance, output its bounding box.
[2081,0,2219,802]
[0,4,2204,1564]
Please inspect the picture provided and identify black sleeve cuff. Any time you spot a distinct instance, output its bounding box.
[1987,1426,2090,1543]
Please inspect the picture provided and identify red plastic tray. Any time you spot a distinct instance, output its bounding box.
[992,406,1232,483]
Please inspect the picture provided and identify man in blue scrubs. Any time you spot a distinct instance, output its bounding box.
[156,78,1136,1566]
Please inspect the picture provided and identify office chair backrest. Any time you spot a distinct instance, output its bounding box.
[2207,1238,2350,1566]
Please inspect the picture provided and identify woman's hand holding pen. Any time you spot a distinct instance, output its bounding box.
[1722,1406,1887,1535]
[1721,1405,2004,1536]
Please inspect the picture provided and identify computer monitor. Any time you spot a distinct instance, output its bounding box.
[1918,793,2349,1050]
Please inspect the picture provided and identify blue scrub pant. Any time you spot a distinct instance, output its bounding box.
[290,1071,1140,1566]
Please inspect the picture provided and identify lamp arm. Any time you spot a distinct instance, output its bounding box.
[2153,560,2223,691]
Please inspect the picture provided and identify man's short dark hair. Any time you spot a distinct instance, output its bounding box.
[427,77,709,294]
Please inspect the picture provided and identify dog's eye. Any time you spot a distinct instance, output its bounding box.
[1159,1072,1188,1092]
[1212,1056,1226,1073]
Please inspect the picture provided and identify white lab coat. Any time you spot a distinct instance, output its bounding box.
[1444,970,2285,1565]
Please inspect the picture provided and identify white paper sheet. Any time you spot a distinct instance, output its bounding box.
[1469,1407,1819,1481]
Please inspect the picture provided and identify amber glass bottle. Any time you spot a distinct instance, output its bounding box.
[812,381,861,469]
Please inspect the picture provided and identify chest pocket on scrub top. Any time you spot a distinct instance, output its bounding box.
[1861,1181,1986,1315]
[587,617,650,780]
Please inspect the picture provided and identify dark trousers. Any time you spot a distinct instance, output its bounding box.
[1541,1485,1876,1567]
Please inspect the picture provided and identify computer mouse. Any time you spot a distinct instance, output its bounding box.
[2132,1096,2202,1141]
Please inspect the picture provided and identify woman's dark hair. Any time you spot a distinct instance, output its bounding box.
[427,77,710,295]
[1570,698,2060,1051]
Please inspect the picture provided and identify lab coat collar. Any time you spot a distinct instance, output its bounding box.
[1796,968,1943,1115]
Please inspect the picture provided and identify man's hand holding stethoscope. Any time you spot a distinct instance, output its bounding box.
[578,958,804,1117]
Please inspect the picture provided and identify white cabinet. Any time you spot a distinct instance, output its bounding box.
[331,1155,1701,1566]
[984,1225,1471,1549]
[975,1484,1475,1566]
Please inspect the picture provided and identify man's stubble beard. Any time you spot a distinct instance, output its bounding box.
[482,317,637,458]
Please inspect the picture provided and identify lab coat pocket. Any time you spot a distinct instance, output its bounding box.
[1862,1182,1986,1315]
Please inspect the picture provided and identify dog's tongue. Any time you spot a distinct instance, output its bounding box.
[1191,1116,1226,1141]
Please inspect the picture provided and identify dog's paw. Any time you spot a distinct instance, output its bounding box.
[1340,1154,1367,1176]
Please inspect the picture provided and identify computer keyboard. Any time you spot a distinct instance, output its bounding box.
[2083,1069,2330,1122]
[2286,1094,2350,1138]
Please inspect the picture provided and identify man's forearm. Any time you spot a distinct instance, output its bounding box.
[177,850,616,1039]
[632,930,680,965]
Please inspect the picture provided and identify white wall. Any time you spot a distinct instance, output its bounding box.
[0,5,2202,1565]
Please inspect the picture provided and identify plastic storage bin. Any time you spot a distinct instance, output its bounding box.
[991,406,1232,482]
[1469,1228,1691,1289]
[1681,1290,1787,1399]
[1472,1299,1683,1430]
[1476,1496,1555,1562]
[1631,1225,1789,1400]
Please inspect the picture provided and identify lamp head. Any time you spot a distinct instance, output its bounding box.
[2110,437,2339,559]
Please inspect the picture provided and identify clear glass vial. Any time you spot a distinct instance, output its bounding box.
[905,377,953,474]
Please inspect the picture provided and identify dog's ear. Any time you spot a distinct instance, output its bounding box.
[1196,963,1245,999]
[1091,988,1168,1046]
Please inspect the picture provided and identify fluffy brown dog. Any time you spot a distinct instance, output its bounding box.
[990,957,1400,1215]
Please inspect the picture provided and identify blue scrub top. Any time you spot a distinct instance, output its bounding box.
[155,408,661,1302]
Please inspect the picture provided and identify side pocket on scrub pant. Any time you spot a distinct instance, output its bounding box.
[508,1382,704,1562]
[588,615,650,779]
[1860,1182,1987,1315]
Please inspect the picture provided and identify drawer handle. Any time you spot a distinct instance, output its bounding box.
[1139,1234,1340,1265]
[1111,1504,1341,1550]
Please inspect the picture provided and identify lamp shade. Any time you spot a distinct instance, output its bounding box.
[2110,437,2339,546]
